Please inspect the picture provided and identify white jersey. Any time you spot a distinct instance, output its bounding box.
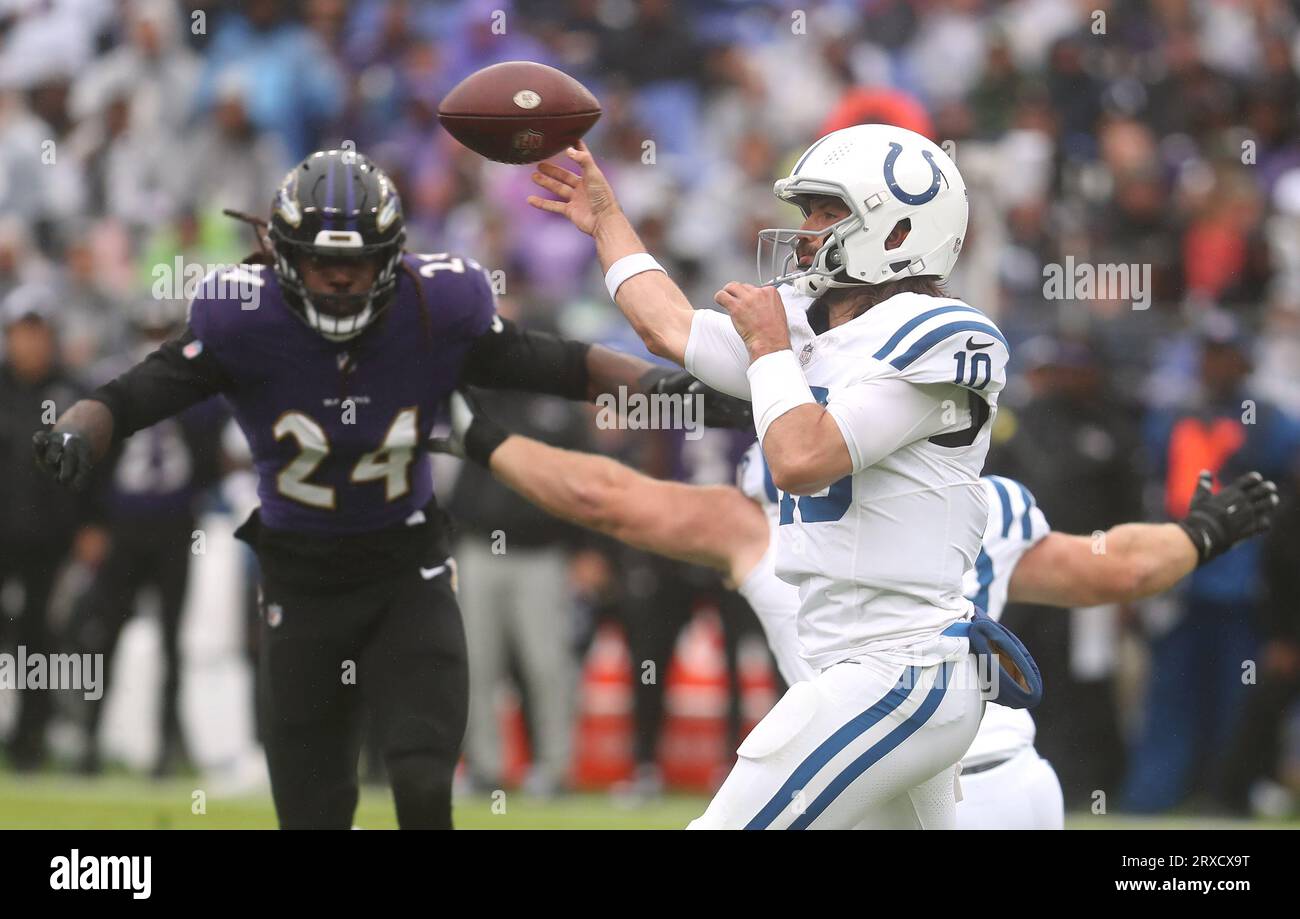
[735,446,1051,765]
[958,476,1050,764]
[691,287,1009,669]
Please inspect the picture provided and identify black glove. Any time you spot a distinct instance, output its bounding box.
[643,368,754,431]
[32,429,95,490]
[1177,470,1280,565]
[428,390,510,467]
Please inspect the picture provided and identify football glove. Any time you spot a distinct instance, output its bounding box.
[643,368,754,431]
[1177,470,1279,565]
[429,390,510,466]
[32,429,95,490]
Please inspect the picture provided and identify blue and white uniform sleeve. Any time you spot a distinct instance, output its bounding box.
[870,302,1009,395]
[684,309,752,400]
[966,476,1052,621]
[983,475,1050,546]
[823,378,952,472]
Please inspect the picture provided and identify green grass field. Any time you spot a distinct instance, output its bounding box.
[0,772,1295,828]
[0,772,709,829]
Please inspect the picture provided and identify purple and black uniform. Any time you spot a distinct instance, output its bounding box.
[93,252,590,589]
[189,256,493,534]
[89,250,595,829]
[72,142,621,828]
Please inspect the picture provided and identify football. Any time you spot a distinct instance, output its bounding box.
[437,61,601,164]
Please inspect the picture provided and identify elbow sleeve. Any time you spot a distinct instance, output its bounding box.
[684,309,752,400]
[461,318,591,400]
[824,378,950,471]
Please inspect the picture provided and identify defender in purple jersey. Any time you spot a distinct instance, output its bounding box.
[33,149,752,829]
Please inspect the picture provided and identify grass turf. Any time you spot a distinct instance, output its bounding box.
[0,772,708,829]
[0,772,1293,829]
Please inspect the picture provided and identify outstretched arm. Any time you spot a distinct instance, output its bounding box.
[526,142,695,364]
[1008,471,1279,607]
[34,329,232,488]
[434,393,770,585]
[1007,525,1196,607]
[459,316,754,429]
[493,438,769,584]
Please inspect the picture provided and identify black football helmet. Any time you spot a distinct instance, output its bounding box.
[268,149,406,342]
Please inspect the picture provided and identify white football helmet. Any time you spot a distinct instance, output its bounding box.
[757,124,968,298]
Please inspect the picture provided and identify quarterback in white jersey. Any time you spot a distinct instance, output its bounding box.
[531,124,999,827]
[435,397,1278,828]
[691,282,1009,669]
[732,450,1061,827]
[523,125,1276,828]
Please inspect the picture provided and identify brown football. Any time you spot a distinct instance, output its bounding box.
[437,61,601,165]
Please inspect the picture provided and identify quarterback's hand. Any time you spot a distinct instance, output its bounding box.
[714,282,791,361]
[648,370,754,430]
[1177,470,1279,565]
[32,429,95,490]
[429,391,510,467]
[526,141,621,237]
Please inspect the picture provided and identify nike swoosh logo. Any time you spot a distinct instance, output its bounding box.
[965,337,995,350]
[419,565,447,580]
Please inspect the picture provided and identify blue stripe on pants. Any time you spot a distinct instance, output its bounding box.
[745,665,922,830]
[788,660,955,829]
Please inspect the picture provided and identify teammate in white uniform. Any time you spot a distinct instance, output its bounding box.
[953,475,1058,829]
[436,399,1278,828]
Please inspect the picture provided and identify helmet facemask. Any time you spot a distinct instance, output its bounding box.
[756,212,861,298]
[272,229,405,343]
[756,176,878,298]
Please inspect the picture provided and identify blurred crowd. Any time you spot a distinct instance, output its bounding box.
[2,0,1300,818]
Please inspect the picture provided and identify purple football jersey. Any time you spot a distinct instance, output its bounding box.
[187,253,496,533]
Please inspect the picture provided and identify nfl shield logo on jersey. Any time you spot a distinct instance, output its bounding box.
[265,603,283,629]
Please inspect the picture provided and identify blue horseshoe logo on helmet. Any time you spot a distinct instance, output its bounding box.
[883,142,945,205]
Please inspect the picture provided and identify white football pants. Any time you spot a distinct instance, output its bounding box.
[954,745,1064,829]
[688,643,983,829]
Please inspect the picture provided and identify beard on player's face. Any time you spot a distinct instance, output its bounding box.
[795,195,852,268]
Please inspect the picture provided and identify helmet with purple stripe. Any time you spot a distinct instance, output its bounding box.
[268,149,406,342]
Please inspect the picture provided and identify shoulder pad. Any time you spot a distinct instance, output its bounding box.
[186,263,272,340]
[981,475,1049,545]
[404,252,498,339]
[871,297,1007,393]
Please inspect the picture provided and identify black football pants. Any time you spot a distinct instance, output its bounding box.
[258,560,467,829]
[73,518,193,768]
[0,541,63,767]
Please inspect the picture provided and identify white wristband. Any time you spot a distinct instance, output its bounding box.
[604,253,665,301]
[747,349,815,444]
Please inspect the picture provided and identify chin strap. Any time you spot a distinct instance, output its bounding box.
[794,274,836,298]
[793,267,867,299]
